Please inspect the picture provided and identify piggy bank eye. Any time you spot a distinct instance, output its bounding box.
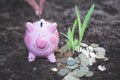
[40,22,43,27]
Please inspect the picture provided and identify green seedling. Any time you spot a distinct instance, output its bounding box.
[60,19,78,52]
[61,4,94,52]
[76,4,95,44]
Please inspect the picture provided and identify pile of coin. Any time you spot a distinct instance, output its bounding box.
[55,43,107,80]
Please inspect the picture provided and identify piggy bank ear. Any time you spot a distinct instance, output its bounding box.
[26,22,33,32]
[49,23,57,33]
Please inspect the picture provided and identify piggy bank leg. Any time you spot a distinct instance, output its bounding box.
[47,53,56,63]
[28,52,36,62]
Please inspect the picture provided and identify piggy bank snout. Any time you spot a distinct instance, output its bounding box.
[36,38,47,49]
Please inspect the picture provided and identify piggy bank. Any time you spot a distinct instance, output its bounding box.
[24,19,59,63]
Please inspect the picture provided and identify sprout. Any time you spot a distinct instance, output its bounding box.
[61,4,95,52]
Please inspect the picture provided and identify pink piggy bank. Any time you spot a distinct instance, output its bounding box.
[24,19,59,63]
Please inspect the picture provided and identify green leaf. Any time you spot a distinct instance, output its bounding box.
[79,4,95,43]
[67,40,72,50]
[73,39,79,47]
[75,5,82,44]
[75,5,81,29]
[74,39,79,45]
[60,32,68,38]
[67,28,73,43]
[67,28,71,38]
[74,45,80,52]
[71,19,77,39]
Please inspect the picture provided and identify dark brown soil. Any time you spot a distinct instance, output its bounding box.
[0,0,120,80]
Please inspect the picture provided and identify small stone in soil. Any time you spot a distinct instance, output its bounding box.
[59,44,68,53]
[65,51,73,58]
[59,57,68,64]
[51,68,58,72]
[55,52,64,58]
[33,67,37,71]
[57,63,66,70]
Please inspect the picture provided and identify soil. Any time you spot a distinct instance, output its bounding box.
[0,0,120,80]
